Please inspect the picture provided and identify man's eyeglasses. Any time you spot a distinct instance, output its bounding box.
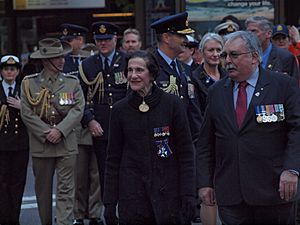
[220,51,254,59]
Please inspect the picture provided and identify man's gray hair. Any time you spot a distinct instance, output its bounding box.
[224,30,262,62]
[244,16,273,32]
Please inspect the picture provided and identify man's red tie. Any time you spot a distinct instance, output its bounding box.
[236,81,248,128]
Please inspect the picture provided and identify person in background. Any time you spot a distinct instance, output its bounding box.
[177,35,200,71]
[79,21,127,205]
[192,33,227,116]
[103,50,195,225]
[60,23,88,75]
[73,43,103,225]
[197,30,300,225]
[214,15,240,37]
[288,25,300,60]
[245,16,299,81]
[0,55,29,225]
[20,38,85,225]
[272,24,300,64]
[121,28,142,53]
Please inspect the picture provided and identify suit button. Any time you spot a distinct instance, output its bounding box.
[180,84,183,87]
[109,106,113,109]
[15,118,18,121]
[109,93,112,96]
[108,84,111,87]
[15,124,18,128]
[15,131,18,134]
[4,131,7,134]
[107,74,110,77]
[52,94,55,98]
[180,96,184,99]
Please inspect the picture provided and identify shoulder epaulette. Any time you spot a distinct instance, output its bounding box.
[62,73,78,80]
[23,73,39,80]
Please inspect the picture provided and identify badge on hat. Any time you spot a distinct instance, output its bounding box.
[99,25,106,34]
[62,28,68,36]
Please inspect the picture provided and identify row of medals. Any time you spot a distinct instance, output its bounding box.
[256,113,283,123]
[59,93,75,105]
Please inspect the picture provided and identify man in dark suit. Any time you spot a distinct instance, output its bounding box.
[197,31,300,225]
[245,16,299,81]
[0,55,29,225]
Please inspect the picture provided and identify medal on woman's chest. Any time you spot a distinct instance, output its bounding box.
[139,100,149,112]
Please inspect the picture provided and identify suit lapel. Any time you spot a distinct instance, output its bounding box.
[222,77,237,129]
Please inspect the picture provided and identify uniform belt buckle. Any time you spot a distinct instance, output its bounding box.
[107,97,113,106]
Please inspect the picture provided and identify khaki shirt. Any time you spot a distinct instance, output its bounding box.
[20,70,85,157]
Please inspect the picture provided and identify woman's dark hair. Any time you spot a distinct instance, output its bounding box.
[124,50,160,80]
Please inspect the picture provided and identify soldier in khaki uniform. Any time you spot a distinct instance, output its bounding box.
[20,38,85,225]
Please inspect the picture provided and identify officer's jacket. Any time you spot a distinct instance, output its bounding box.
[20,70,85,157]
[79,51,127,140]
[0,81,28,151]
[154,50,202,142]
[63,53,80,75]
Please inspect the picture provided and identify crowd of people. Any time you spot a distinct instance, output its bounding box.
[1,10,300,225]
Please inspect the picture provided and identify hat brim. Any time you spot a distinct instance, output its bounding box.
[272,32,289,38]
[94,34,114,40]
[30,41,72,59]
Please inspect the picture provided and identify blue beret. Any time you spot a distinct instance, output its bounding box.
[272,24,289,38]
[92,22,119,40]
[60,23,88,40]
[150,12,194,35]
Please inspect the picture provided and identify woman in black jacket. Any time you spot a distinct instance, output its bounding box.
[103,50,196,225]
[192,33,228,116]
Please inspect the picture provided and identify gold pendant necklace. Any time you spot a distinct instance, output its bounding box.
[139,99,149,112]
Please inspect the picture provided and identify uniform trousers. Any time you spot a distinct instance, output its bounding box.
[93,139,107,198]
[74,145,101,219]
[32,155,76,225]
[218,201,296,225]
[0,151,29,225]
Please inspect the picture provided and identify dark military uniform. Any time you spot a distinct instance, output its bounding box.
[154,51,202,140]
[150,12,203,142]
[0,81,29,225]
[80,50,127,196]
[79,21,128,199]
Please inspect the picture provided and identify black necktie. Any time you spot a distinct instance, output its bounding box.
[8,86,13,97]
[104,57,110,73]
[170,61,179,77]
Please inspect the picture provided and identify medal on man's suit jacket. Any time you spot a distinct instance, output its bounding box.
[139,98,149,113]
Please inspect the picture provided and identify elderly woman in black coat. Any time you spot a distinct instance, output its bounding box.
[103,50,196,225]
